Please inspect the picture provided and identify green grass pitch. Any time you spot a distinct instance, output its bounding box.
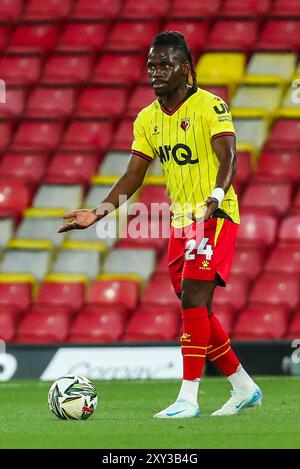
[0,377,299,449]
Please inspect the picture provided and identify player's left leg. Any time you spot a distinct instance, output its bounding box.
[206,286,263,416]
[154,277,215,419]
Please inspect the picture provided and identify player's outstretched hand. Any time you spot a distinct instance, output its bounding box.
[57,209,98,233]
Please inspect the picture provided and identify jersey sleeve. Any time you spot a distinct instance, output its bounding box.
[205,97,236,141]
[131,112,155,161]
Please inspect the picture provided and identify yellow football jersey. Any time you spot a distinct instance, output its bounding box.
[131,87,240,228]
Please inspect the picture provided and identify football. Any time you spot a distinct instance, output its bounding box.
[48,375,98,420]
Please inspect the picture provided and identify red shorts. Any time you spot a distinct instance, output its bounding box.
[168,217,239,295]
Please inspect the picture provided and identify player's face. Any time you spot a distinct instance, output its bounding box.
[147,46,188,97]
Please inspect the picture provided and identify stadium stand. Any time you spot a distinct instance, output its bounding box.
[0,0,300,344]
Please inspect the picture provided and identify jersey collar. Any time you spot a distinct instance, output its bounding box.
[160,87,198,116]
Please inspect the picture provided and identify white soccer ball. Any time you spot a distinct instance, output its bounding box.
[48,375,98,420]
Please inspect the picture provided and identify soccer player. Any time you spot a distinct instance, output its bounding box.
[58,32,263,417]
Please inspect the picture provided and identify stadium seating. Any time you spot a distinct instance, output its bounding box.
[249,274,299,310]
[42,54,94,84]
[24,0,73,20]
[57,23,109,52]
[103,248,156,281]
[206,20,258,52]
[0,219,14,249]
[61,120,113,151]
[0,308,18,342]
[265,246,300,274]
[91,53,144,85]
[86,278,140,314]
[8,24,59,53]
[254,150,300,182]
[44,153,99,185]
[124,304,179,342]
[0,88,26,119]
[106,21,159,52]
[271,0,300,16]
[266,119,300,150]
[237,213,277,248]
[212,305,237,337]
[72,0,122,20]
[233,306,290,340]
[222,0,271,17]
[142,273,180,307]
[16,310,70,343]
[286,310,300,339]
[214,274,250,309]
[122,0,170,19]
[12,121,63,152]
[35,279,85,313]
[32,184,83,211]
[25,87,75,119]
[68,306,126,343]
[0,55,42,85]
[170,0,220,18]
[231,247,265,280]
[0,153,49,185]
[0,275,33,314]
[256,20,300,51]
[278,216,300,245]
[241,182,292,216]
[0,179,31,218]
[75,87,127,118]
[0,0,23,21]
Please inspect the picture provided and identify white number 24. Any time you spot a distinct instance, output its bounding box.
[185,238,213,261]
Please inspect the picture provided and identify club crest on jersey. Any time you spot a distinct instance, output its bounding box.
[180,118,190,132]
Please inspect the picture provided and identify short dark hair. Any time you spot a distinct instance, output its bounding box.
[150,31,197,89]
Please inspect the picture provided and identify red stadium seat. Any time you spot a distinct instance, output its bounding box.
[61,120,113,151]
[291,189,300,214]
[266,120,300,150]
[206,20,258,52]
[0,179,31,216]
[222,0,271,17]
[57,23,109,52]
[0,121,11,151]
[121,0,170,19]
[25,0,72,19]
[212,304,237,337]
[271,0,300,17]
[237,213,277,247]
[0,55,41,85]
[231,247,265,280]
[26,87,75,119]
[73,0,122,20]
[0,26,10,51]
[0,308,17,342]
[249,273,299,310]
[106,21,158,52]
[241,182,292,216]
[254,150,300,183]
[126,86,155,117]
[117,216,168,253]
[286,310,300,339]
[233,306,289,340]
[0,152,48,184]
[0,88,26,119]
[171,0,220,18]
[8,24,59,53]
[86,279,139,313]
[214,274,250,309]
[163,20,208,54]
[111,118,134,151]
[12,121,63,152]
[91,53,144,85]
[156,250,169,274]
[278,216,300,245]
[124,304,179,342]
[36,281,85,312]
[44,152,99,184]
[75,87,127,118]
[200,85,229,103]
[16,311,70,343]
[235,151,252,186]
[68,307,125,343]
[265,246,300,274]
[0,282,32,314]
[142,273,180,307]
[42,54,93,84]
[0,0,23,21]
[256,20,300,51]
[138,185,170,211]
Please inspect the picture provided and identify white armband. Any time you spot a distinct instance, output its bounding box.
[210,188,225,207]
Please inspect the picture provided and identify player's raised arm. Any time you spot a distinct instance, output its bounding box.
[203,135,237,221]
[57,154,151,233]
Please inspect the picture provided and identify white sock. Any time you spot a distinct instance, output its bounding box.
[228,364,255,392]
[177,379,200,406]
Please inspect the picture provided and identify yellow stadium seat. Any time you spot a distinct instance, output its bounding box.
[244,53,297,84]
[232,84,283,118]
[196,53,246,85]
